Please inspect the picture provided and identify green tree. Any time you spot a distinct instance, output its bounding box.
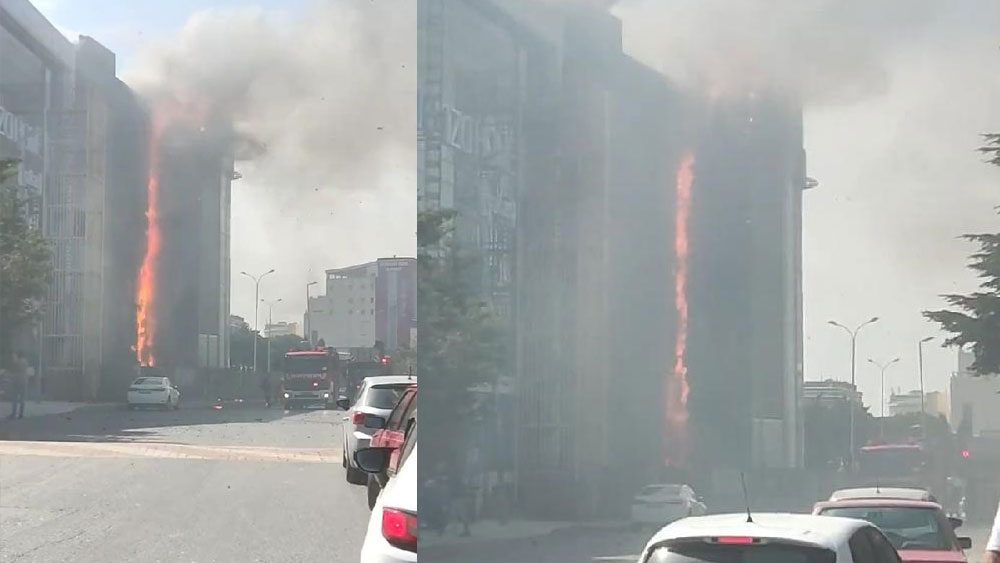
[924,134,1000,374]
[0,158,52,365]
[418,209,509,462]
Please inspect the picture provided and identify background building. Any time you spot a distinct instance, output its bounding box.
[306,257,415,350]
[888,389,948,419]
[803,379,863,408]
[951,348,1000,436]
[265,321,299,338]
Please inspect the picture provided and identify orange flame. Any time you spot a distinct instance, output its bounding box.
[666,151,695,467]
[136,111,165,367]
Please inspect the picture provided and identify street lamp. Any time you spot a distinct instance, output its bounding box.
[918,336,934,435]
[306,280,319,345]
[829,316,879,469]
[262,298,283,373]
[868,357,901,438]
[240,269,275,378]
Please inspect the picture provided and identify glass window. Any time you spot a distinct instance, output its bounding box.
[647,543,836,563]
[821,507,951,550]
[386,390,414,429]
[365,385,408,409]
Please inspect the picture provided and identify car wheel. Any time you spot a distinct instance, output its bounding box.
[342,448,348,468]
[164,397,172,411]
[366,476,380,509]
[346,456,368,485]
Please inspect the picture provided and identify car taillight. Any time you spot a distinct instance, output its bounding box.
[381,508,417,551]
[351,411,366,425]
[715,537,757,545]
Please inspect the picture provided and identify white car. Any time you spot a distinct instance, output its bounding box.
[339,375,414,485]
[631,484,707,526]
[357,422,417,562]
[638,512,902,563]
[127,376,180,410]
[828,487,936,502]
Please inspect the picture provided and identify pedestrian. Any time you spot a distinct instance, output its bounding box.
[261,373,272,407]
[987,496,1000,563]
[8,354,28,420]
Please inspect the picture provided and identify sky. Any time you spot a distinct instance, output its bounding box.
[35,0,417,334]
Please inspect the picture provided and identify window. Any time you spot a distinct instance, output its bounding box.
[386,390,414,429]
[398,420,417,469]
[850,529,877,563]
[821,507,951,550]
[647,543,836,563]
[365,385,408,409]
[867,528,902,563]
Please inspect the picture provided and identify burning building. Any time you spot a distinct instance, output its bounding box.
[1,0,151,400]
[137,111,234,378]
[420,0,808,519]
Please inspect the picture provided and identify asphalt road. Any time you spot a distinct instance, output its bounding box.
[0,401,369,563]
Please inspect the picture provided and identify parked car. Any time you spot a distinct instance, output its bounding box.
[338,375,415,485]
[631,484,707,527]
[638,512,900,563]
[126,376,180,410]
[356,420,417,563]
[366,384,416,509]
[813,498,972,563]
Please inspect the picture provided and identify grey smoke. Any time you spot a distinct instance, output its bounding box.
[125,0,415,201]
[122,0,416,325]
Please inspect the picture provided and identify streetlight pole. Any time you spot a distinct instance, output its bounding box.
[829,316,880,470]
[240,269,275,381]
[918,336,933,437]
[868,357,900,439]
[262,298,283,372]
[306,281,318,345]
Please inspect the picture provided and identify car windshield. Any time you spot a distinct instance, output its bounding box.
[819,507,951,550]
[648,544,836,563]
[365,385,408,409]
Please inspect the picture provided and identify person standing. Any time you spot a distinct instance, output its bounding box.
[8,354,28,419]
[987,497,1000,563]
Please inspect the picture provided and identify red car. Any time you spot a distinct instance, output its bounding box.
[366,384,416,509]
[813,498,972,563]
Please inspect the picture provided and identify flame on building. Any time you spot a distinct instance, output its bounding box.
[135,109,165,367]
[666,151,695,467]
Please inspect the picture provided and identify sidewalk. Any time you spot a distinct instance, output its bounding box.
[0,400,108,421]
[420,518,630,550]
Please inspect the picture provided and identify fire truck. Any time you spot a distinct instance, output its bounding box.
[280,347,341,409]
[857,440,964,516]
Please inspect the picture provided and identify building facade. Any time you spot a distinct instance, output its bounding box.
[419,0,807,519]
[306,258,416,350]
[265,321,299,338]
[1,0,152,400]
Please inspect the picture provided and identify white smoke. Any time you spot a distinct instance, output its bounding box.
[123,0,416,324]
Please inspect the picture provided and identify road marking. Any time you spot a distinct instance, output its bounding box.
[0,440,342,464]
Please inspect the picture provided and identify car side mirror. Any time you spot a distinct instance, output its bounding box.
[335,397,349,410]
[363,414,386,429]
[354,447,392,473]
[948,516,963,530]
[958,537,972,550]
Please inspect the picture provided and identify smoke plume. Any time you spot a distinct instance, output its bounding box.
[125,0,415,199]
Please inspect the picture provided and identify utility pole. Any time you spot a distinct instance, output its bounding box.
[262,298,282,372]
[918,337,933,439]
[306,280,318,345]
[868,357,900,439]
[240,269,275,385]
[829,317,879,470]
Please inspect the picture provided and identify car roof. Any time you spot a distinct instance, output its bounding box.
[816,498,944,511]
[644,513,869,553]
[363,375,416,386]
[829,487,935,501]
